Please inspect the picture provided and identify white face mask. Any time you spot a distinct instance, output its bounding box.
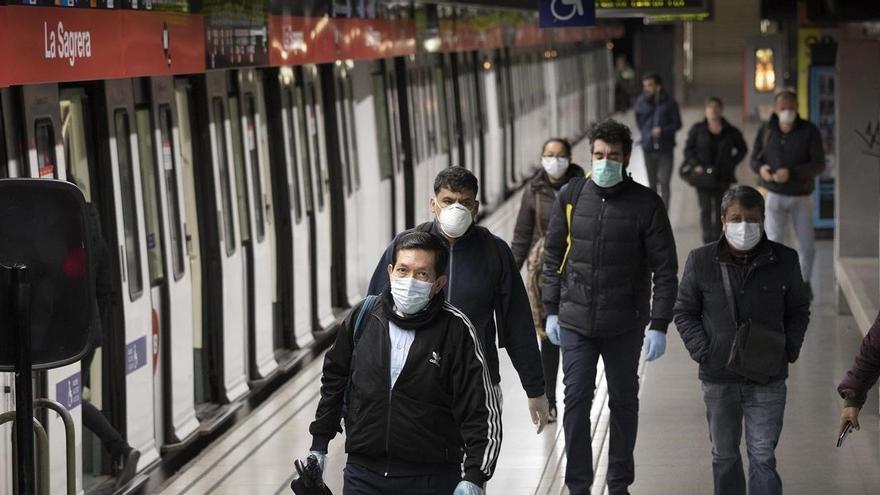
[777,109,796,125]
[436,202,473,239]
[724,222,762,251]
[542,156,569,180]
[390,276,435,314]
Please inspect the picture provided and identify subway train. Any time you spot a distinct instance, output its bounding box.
[0,3,618,493]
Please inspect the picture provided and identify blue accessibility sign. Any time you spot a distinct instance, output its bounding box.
[539,0,596,28]
[56,372,82,410]
[126,336,148,375]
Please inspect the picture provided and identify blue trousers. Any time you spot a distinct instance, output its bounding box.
[343,463,460,495]
[702,380,787,495]
[561,328,643,495]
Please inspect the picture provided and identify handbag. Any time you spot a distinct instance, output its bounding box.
[720,264,786,384]
[525,191,546,334]
[679,161,720,189]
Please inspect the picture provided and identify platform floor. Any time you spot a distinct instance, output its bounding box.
[157,109,880,495]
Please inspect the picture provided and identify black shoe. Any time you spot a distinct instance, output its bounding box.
[113,448,140,489]
[548,404,558,424]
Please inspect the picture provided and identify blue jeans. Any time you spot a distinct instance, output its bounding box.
[561,328,643,495]
[701,380,787,495]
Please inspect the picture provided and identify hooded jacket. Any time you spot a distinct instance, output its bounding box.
[542,176,678,336]
[749,114,825,196]
[674,237,811,383]
[367,222,545,398]
[511,164,586,268]
[309,291,501,485]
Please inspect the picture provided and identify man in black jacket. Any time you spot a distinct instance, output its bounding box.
[367,167,549,432]
[309,231,500,495]
[675,186,810,495]
[542,119,678,495]
[750,89,825,297]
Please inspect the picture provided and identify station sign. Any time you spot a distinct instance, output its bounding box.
[539,0,597,28]
[596,0,710,18]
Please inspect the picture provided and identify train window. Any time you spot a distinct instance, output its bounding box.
[433,66,449,155]
[305,82,324,211]
[292,85,314,213]
[35,119,57,179]
[135,108,165,287]
[407,69,420,164]
[60,94,93,201]
[114,110,144,299]
[371,71,393,180]
[335,75,352,194]
[212,97,236,256]
[228,96,252,243]
[344,77,360,189]
[244,95,265,241]
[280,88,302,221]
[158,105,185,279]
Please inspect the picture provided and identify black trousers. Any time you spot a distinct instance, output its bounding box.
[698,187,725,245]
[560,328,643,495]
[343,463,460,495]
[82,348,128,459]
[541,338,560,404]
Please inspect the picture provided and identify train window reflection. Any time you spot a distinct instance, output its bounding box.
[371,71,393,180]
[229,96,252,243]
[114,110,144,300]
[135,108,165,287]
[755,48,776,93]
[61,95,92,201]
[343,77,360,190]
[212,98,236,256]
[244,95,265,241]
[158,105,186,279]
[35,119,57,179]
[281,88,303,222]
[305,83,324,211]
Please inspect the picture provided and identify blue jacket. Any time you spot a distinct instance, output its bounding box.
[634,91,682,151]
[368,221,545,398]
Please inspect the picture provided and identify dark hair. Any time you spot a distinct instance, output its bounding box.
[542,137,572,157]
[774,88,797,102]
[721,186,765,217]
[642,73,662,85]
[587,118,633,157]
[433,166,478,196]
[393,231,449,276]
[706,96,723,108]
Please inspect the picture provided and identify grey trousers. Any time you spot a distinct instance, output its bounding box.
[764,192,814,283]
[643,150,674,209]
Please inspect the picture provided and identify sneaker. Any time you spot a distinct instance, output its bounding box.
[548,404,558,424]
[113,448,140,489]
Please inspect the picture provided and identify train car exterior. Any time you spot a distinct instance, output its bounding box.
[0,2,619,493]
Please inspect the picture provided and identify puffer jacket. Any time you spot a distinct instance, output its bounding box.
[511,164,586,268]
[674,237,811,382]
[542,176,679,336]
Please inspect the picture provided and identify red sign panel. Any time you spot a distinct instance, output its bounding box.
[0,6,205,87]
[268,15,337,66]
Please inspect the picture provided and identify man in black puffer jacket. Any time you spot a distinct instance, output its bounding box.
[542,119,678,495]
[674,186,810,495]
[307,231,500,495]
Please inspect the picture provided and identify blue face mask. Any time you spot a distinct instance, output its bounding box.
[591,159,624,188]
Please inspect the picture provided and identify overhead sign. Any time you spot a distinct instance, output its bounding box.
[539,0,596,28]
[597,0,709,18]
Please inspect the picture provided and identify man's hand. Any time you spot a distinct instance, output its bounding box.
[545,314,560,345]
[772,168,790,183]
[453,480,484,495]
[651,126,662,138]
[528,394,550,434]
[759,165,774,182]
[307,451,326,477]
[643,330,666,362]
[839,406,861,438]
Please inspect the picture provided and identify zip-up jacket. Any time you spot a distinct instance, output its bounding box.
[542,177,678,336]
[674,237,811,382]
[838,311,880,408]
[367,222,545,398]
[634,90,682,151]
[750,114,825,196]
[309,291,501,486]
[682,118,748,189]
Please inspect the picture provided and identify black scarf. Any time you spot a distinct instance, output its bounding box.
[380,289,446,331]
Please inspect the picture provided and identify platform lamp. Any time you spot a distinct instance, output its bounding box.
[0,179,94,494]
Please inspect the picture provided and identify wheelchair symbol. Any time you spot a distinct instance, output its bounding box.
[550,0,585,21]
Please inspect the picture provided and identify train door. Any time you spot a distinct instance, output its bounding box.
[193,71,248,404]
[140,76,200,444]
[301,65,336,329]
[366,62,399,239]
[383,61,409,233]
[0,92,11,495]
[267,68,315,351]
[479,50,504,210]
[235,69,278,379]
[334,63,365,305]
[23,84,85,494]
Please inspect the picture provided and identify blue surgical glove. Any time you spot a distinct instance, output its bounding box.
[453,480,484,495]
[307,451,326,477]
[643,330,666,362]
[545,314,560,346]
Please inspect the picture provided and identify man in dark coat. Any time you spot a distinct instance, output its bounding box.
[542,119,679,495]
[838,310,880,440]
[634,73,682,208]
[682,97,748,244]
[675,186,810,495]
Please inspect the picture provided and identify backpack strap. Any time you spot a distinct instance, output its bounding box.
[556,175,588,275]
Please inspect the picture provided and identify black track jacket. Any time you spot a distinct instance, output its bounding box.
[309,291,501,486]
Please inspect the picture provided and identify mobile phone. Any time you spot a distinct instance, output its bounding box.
[837,421,854,447]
